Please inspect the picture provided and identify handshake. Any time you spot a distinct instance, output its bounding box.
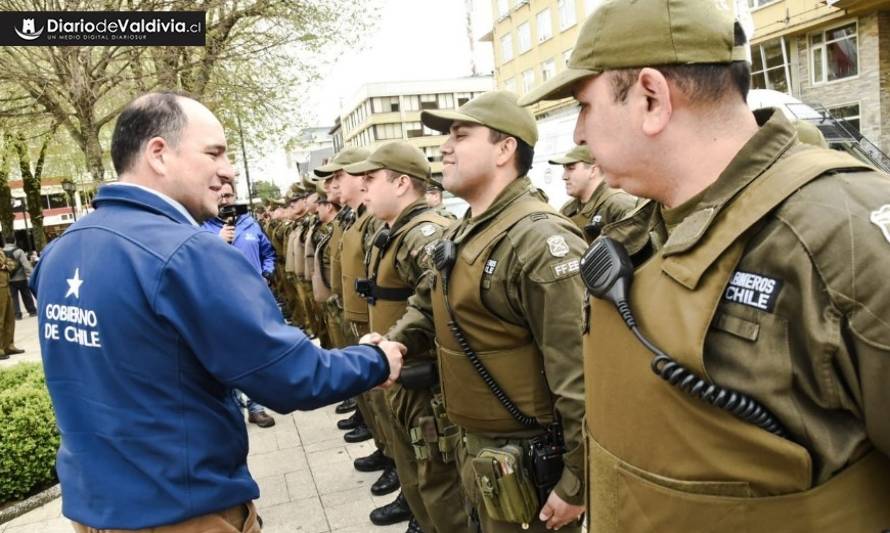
[359,332,406,388]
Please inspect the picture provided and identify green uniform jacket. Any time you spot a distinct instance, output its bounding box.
[559,181,637,241]
[389,176,588,505]
[604,109,890,485]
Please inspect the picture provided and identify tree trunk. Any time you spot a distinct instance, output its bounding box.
[13,133,47,251]
[0,135,13,242]
[82,122,106,183]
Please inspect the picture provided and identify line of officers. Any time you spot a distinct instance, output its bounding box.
[260,99,619,533]
[253,2,890,531]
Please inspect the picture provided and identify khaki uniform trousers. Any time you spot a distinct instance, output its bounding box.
[386,385,470,533]
[0,288,15,351]
[72,502,261,533]
[457,437,581,533]
[344,319,393,459]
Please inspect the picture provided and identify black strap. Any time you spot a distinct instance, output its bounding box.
[369,282,414,302]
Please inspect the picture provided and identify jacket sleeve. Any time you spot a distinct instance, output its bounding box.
[16,249,33,277]
[255,218,277,276]
[152,231,389,412]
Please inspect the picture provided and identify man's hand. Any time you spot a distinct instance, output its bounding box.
[539,491,584,530]
[360,333,405,388]
[219,224,235,244]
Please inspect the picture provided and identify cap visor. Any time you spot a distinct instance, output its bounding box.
[343,160,383,175]
[518,68,599,106]
[548,156,578,165]
[313,162,342,177]
[421,110,482,134]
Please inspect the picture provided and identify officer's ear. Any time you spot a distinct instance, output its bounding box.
[636,67,673,138]
[144,136,170,176]
[494,135,518,169]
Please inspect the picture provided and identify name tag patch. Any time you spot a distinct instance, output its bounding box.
[484,259,498,275]
[723,271,782,312]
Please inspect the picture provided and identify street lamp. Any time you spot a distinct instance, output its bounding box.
[61,181,78,222]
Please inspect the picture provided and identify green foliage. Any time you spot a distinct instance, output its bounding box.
[251,180,281,203]
[0,363,59,502]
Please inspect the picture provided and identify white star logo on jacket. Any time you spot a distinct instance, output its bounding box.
[65,268,84,299]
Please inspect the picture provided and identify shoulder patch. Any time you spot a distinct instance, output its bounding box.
[530,212,549,222]
[420,223,436,237]
[546,235,570,257]
[870,204,890,244]
[551,258,580,279]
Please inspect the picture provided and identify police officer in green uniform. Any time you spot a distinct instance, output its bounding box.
[387,91,587,532]
[549,145,636,242]
[311,178,348,348]
[520,1,890,531]
[345,142,467,533]
[317,148,405,501]
[424,181,457,221]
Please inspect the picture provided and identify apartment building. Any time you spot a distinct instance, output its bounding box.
[337,76,493,179]
[749,0,890,153]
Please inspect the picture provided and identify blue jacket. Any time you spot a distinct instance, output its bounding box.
[201,214,276,277]
[31,183,389,529]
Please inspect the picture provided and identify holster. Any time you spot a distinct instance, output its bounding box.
[471,445,539,527]
[408,394,460,463]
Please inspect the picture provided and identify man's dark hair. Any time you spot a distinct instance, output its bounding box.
[610,22,750,105]
[384,169,427,194]
[111,92,191,175]
[489,129,535,177]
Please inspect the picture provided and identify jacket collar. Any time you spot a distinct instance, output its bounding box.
[94,183,199,226]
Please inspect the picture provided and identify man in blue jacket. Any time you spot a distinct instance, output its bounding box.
[203,182,278,428]
[30,91,404,532]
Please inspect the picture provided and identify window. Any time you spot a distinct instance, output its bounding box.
[403,95,420,111]
[536,9,552,42]
[504,77,517,93]
[423,124,439,136]
[404,122,424,138]
[558,0,576,30]
[811,22,858,84]
[374,123,403,140]
[498,0,509,17]
[522,69,535,94]
[748,0,777,8]
[541,59,556,81]
[829,103,860,131]
[518,22,531,53]
[371,96,399,113]
[751,39,790,94]
[45,193,68,209]
[501,33,514,62]
[420,94,439,110]
[563,48,573,66]
[437,93,455,109]
[456,92,473,106]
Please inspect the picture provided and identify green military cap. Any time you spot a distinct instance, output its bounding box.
[421,90,538,146]
[343,141,433,183]
[519,0,748,106]
[313,147,372,177]
[548,145,595,165]
[795,120,828,149]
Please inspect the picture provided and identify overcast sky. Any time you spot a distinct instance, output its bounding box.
[249,0,494,191]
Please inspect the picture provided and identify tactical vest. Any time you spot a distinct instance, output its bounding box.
[583,146,890,532]
[283,223,297,273]
[430,197,556,434]
[367,211,451,334]
[341,209,375,323]
[312,227,333,303]
[330,214,346,297]
[292,223,306,279]
[303,221,317,280]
